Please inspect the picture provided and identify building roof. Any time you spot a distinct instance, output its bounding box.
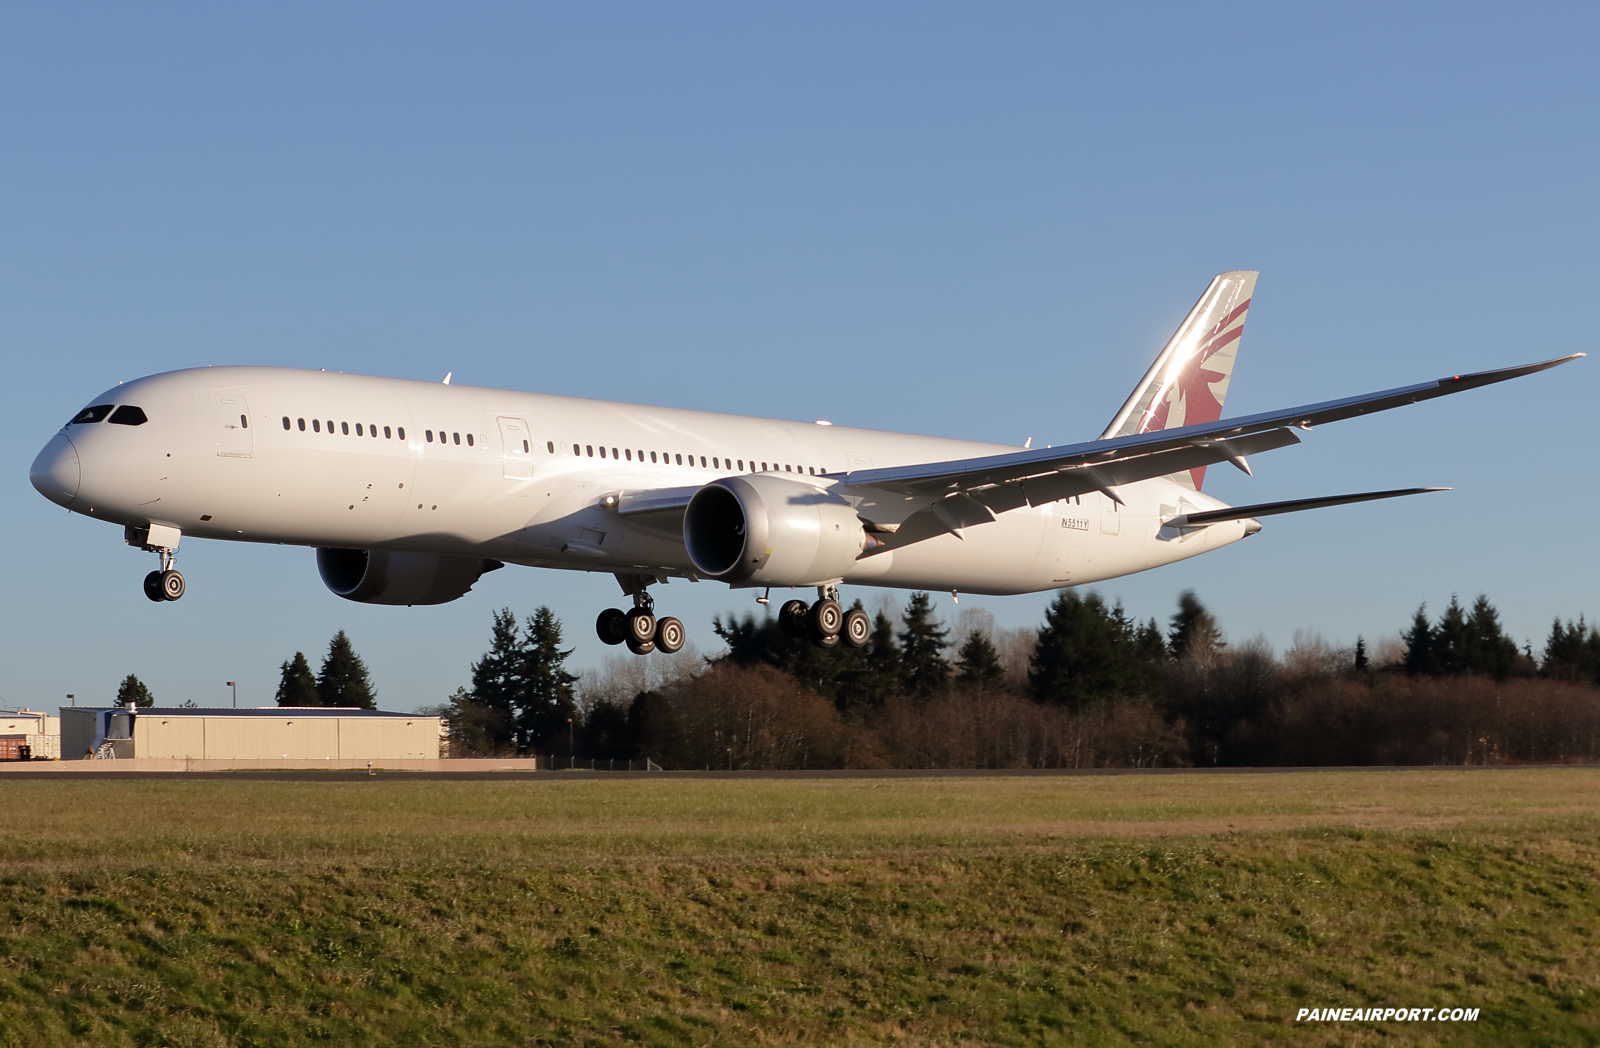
[65,707,431,718]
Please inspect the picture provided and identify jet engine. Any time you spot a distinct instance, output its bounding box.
[316,548,503,605]
[684,474,865,586]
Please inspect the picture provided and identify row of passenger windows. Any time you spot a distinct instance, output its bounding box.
[279,415,819,473]
[284,417,412,441]
[556,442,819,475]
[284,416,482,448]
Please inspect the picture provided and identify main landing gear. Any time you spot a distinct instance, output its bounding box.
[142,550,185,602]
[778,586,869,650]
[596,587,685,656]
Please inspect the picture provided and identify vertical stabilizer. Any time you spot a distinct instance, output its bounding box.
[1099,270,1257,489]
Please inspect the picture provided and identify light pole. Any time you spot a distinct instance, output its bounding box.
[226,681,236,708]
[66,694,74,708]
[567,717,574,767]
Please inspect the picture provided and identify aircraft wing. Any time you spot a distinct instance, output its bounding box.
[841,354,1582,527]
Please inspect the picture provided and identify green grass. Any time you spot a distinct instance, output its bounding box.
[0,770,1594,1046]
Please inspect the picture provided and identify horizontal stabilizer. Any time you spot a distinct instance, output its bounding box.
[1167,487,1450,529]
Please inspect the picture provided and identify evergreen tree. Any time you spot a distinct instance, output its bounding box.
[274,652,319,707]
[1463,594,1522,678]
[115,674,154,708]
[1029,590,1145,709]
[1353,636,1370,672]
[465,608,522,750]
[712,603,871,709]
[1168,591,1223,662]
[1403,604,1437,675]
[1542,616,1600,684]
[1133,617,1169,665]
[316,630,376,709]
[517,606,579,754]
[897,593,950,698]
[954,630,1006,691]
[1432,596,1469,675]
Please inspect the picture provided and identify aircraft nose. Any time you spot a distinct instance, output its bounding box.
[30,432,80,507]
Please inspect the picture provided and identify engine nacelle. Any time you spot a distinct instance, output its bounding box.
[316,548,503,605]
[684,474,865,586]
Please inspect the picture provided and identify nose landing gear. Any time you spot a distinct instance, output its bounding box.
[128,525,185,603]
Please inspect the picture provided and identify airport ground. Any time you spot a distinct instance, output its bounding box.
[0,769,1593,1046]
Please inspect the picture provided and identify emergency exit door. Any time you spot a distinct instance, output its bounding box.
[497,417,534,480]
[208,393,253,458]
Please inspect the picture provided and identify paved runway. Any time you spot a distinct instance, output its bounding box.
[0,764,1587,781]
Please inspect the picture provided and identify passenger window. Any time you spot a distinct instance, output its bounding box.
[599,446,607,458]
[699,456,707,467]
[356,423,364,436]
[737,459,743,470]
[808,466,815,475]
[454,433,461,445]
[675,454,682,465]
[313,419,322,433]
[326,420,334,433]
[298,418,306,431]
[760,462,767,471]
[547,441,555,453]
[650,451,657,463]
[625,449,632,460]
[341,422,349,435]
[712,457,718,468]
[425,430,433,442]
[108,406,148,426]
[69,405,115,425]
[466,434,474,446]
[281,417,291,430]
[240,415,249,429]
[384,426,391,439]
[397,427,405,440]
[586,445,594,457]
[611,447,618,459]
[784,464,791,472]
[522,439,529,452]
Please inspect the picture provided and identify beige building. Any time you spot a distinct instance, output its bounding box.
[0,710,60,760]
[63,707,443,761]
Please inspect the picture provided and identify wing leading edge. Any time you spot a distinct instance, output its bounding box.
[841,354,1583,527]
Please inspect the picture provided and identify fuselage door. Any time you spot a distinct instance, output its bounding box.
[209,393,253,458]
[497,416,534,480]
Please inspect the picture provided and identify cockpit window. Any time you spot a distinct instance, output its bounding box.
[70,405,114,425]
[107,405,148,426]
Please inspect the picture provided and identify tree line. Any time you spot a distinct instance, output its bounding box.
[436,589,1600,769]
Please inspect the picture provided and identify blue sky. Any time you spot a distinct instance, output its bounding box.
[3,3,1594,713]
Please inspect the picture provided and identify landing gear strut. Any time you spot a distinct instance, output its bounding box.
[597,575,684,656]
[139,544,184,602]
[777,586,868,649]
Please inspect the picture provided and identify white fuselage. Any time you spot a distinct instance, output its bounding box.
[31,366,1250,597]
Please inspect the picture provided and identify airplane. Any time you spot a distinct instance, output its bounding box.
[29,271,1582,654]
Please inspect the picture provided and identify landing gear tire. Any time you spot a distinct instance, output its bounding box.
[159,570,185,601]
[596,607,627,645]
[625,635,656,656]
[143,571,166,603]
[655,616,685,654]
[812,630,839,649]
[777,599,810,638]
[810,599,843,638]
[625,608,657,646]
[841,608,871,648]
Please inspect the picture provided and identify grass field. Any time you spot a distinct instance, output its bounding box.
[0,769,1594,1047]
